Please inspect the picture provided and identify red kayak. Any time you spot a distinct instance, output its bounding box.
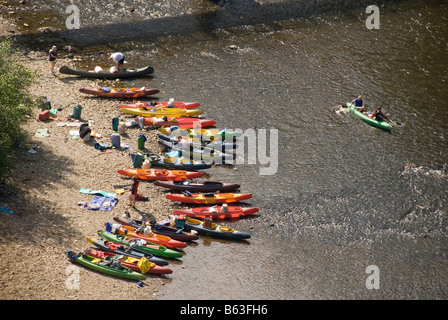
[112,223,188,249]
[137,117,216,129]
[117,169,204,181]
[79,87,159,98]
[174,206,259,220]
[165,193,253,204]
[83,249,172,274]
[121,101,200,110]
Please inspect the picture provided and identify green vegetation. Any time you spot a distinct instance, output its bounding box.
[0,39,35,183]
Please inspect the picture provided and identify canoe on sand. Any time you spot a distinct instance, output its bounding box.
[83,249,172,274]
[121,107,202,118]
[174,206,259,220]
[154,180,240,192]
[117,168,204,181]
[121,101,200,109]
[66,249,146,281]
[166,192,252,204]
[59,65,154,79]
[79,87,159,98]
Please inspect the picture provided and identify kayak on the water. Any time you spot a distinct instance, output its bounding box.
[347,102,393,131]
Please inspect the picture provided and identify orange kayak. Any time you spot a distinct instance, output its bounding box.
[106,223,187,249]
[79,87,159,98]
[117,169,204,181]
[166,193,253,204]
[173,206,259,220]
[120,101,200,110]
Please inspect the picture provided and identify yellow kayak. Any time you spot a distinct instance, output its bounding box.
[121,107,202,118]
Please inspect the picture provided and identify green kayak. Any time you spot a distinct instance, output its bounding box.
[66,249,145,281]
[347,103,393,131]
[98,231,183,259]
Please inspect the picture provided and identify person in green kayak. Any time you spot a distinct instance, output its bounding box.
[370,107,390,122]
[350,95,366,112]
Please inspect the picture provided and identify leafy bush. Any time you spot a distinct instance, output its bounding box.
[0,39,35,183]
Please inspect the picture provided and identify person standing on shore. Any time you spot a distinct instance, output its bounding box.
[129,177,140,207]
[49,46,57,75]
[108,52,125,72]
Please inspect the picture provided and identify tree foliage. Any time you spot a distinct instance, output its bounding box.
[0,39,35,183]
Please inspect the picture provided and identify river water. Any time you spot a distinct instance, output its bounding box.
[8,0,448,299]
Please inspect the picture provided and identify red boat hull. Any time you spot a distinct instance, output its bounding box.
[79,87,159,98]
[174,206,259,220]
[121,101,200,109]
[165,193,253,204]
[117,169,204,181]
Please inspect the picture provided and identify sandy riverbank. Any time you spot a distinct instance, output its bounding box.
[0,29,184,300]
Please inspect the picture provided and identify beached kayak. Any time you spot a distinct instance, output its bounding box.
[59,65,154,79]
[113,216,199,242]
[347,102,393,131]
[154,180,240,192]
[98,231,183,259]
[79,87,159,98]
[86,237,168,266]
[83,249,173,274]
[138,117,216,129]
[121,101,200,110]
[105,221,187,249]
[159,127,241,141]
[173,206,259,220]
[66,249,146,281]
[158,134,237,150]
[117,168,204,181]
[150,156,212,171]
[166,192,252,204]
[168,216,251,240]
[159,141,235,164]
[121,107,202,118]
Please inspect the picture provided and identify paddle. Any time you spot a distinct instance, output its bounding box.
[388,119,402,126]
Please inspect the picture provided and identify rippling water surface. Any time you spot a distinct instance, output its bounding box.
[8,0,448,299]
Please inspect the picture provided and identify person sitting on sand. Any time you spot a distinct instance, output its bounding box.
[349,95,366,112]
[49,46,57,75]
[108,52,125,72]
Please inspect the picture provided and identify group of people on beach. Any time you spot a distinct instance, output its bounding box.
[48,45,125,75]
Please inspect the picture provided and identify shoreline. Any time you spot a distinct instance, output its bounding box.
[0,20,178,300]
